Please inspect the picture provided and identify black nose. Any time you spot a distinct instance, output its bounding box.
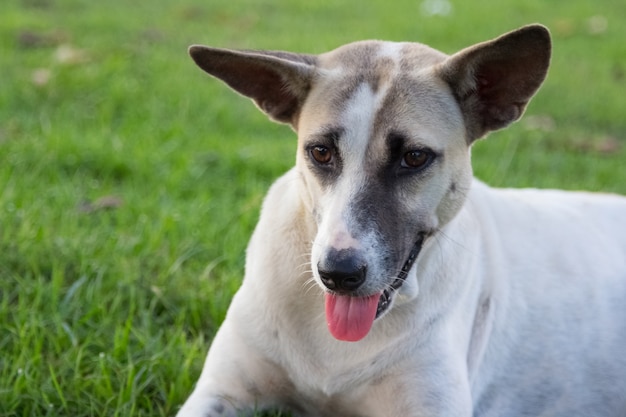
[317,249,367,293]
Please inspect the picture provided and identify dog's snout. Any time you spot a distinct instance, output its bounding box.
[317,249,367,293]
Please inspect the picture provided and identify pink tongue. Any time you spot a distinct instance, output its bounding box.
[325,293,380,342]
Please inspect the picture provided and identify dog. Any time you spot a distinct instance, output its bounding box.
[176,25,626,417]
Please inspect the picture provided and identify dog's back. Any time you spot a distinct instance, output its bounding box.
[464,181,626,416]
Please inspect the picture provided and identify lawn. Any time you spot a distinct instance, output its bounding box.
[1,0,625,416]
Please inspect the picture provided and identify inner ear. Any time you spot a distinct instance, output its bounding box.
[188,46,317,126]
[439,24,551,142]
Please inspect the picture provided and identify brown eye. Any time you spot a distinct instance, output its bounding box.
[310,145,332,164]
[402,150,432,169]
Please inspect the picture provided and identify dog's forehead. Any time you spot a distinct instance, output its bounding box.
[317,40,448,80]
[300,40,458,144]
[306,41,451,121]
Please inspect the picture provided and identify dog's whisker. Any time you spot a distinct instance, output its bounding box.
[299,270,314,279]
[295,261,313,275]
[303,284,320,297]
[296,260,312,268]
[301,277,323,296]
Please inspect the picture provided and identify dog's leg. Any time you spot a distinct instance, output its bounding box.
[176,318,285,417]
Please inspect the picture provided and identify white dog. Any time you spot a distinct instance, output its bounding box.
[177,25,626,417]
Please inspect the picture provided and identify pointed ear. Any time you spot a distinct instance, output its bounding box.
[188,46,316,127]
[438,24,551,142]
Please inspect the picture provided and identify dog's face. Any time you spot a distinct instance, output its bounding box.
[295,43,473,341]
[189,25,551,341]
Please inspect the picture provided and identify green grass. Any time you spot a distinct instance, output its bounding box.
[1,0,625,416]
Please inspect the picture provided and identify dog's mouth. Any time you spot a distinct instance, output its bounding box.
[375,286,398,319]
[324,233,426,342]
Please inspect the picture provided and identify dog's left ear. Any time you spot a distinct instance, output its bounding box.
[189,45,317,128]
[438,24,551,142]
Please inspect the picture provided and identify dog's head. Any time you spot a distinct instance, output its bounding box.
[189,25,551,341]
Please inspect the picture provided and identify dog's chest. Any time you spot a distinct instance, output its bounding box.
[270,334,398,416]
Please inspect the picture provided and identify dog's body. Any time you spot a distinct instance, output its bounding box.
[177,25,626,417]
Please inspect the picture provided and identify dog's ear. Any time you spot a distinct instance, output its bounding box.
[188,45,316,127]
[438,24,551,142]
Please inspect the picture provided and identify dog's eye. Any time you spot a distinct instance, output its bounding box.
[402,150,433,170]
[310,145,332,164]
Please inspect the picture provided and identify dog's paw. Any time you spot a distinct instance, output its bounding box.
[176,396,239,417]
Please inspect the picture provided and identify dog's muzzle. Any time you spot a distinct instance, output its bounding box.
[321,233,427,342]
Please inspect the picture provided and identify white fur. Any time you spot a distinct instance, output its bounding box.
[178,28,626,417]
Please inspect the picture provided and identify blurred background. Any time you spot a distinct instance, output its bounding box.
[1,0,625,415]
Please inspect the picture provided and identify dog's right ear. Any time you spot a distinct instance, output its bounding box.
[188,45,317,128]
[438,24,551,142]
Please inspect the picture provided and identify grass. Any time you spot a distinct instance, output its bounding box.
[0,0,625,416]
